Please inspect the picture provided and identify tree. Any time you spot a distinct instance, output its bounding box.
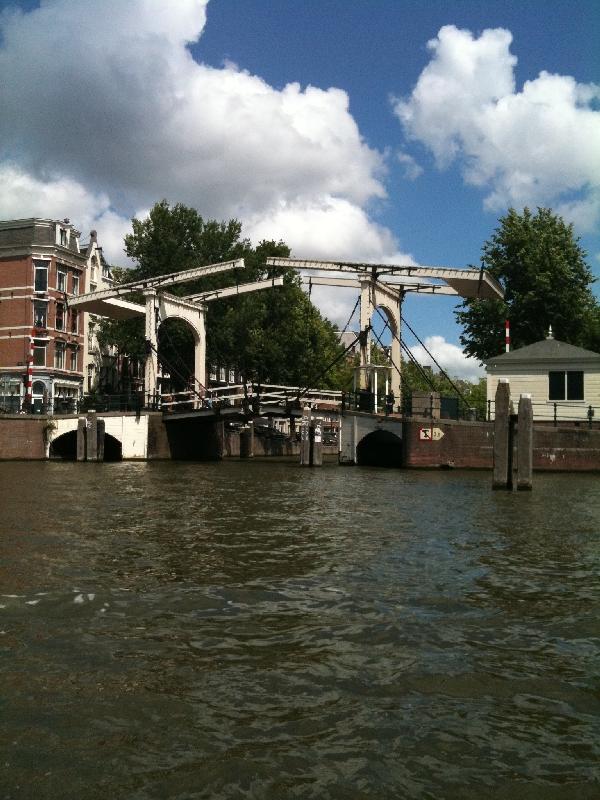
[455,207,598,362]
[100,201,347,390]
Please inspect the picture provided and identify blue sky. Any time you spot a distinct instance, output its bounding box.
[1,0,599,378]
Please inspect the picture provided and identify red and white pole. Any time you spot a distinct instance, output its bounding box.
[505,319,511,353]
[24,330,34,409]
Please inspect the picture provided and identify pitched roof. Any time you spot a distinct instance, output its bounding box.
[486,338,600,370]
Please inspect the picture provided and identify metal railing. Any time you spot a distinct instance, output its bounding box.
[486,399,598,427]
[159,382,343,414]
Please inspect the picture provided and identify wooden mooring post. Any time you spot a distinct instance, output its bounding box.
[493,380,512,489]
[493,380,533,490]
[517,393,533,490]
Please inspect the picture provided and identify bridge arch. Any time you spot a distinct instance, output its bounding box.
[356,428,403,468]
[144,291,206,403]
[157,315,199,392]
[49,428,123,461]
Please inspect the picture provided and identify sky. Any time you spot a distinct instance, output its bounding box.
[0,0,599,380]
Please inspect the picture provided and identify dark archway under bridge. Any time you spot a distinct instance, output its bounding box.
[356,429,403,468]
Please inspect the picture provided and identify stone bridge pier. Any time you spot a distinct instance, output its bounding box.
[339,411,404,467]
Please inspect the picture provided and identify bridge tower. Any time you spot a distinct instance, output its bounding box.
[68,260,283,405]
[266,257,504,409]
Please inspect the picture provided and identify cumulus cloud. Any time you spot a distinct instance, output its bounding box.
[0,0,384,222]
[0,0,417,328]
[0,164,136,259]
[393,25,600,231]
[409,335,484,382]
[246,196,417,327]
[246,197,410,263]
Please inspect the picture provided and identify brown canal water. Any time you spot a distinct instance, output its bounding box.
[1,461,599,800]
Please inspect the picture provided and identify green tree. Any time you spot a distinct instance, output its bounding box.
[455,207,599,362]
[100,201,347,390]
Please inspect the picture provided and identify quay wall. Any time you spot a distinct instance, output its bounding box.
[2,412,600,471]
[402,418,493,469]
[0,415,46,460]
[401,417,600,472]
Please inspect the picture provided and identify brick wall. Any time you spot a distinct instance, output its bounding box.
[533,426,600,471]
[403,417,600,471]
[402,418,494,469]
[0,416,47,460]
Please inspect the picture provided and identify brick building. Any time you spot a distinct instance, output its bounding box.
[0,218,87,412]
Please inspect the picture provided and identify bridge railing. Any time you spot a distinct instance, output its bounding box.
[160,382,343,414]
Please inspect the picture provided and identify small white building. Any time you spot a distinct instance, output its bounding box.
[486,334,600,421]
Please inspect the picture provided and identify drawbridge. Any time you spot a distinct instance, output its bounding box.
[69,255,502,423]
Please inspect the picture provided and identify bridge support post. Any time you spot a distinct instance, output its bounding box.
[97,418,106,462]
[517,394,533,490]
[144,290,158,408]
[87,412,98,462]
[300,407,323,467]
[77,417,87,462]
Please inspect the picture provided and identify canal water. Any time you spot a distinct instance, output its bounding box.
[1,462,599,799]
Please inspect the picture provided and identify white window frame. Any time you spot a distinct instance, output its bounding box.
[70,309,78,334]
[33,341,46,367]
[33,300,47,329]
[69,348,78,372]
[72,274,79,296]
[54,342,65,370]
[34,262,48,293]
[56,225,69,247]
[57,268,67,293]
[55,302,65,331]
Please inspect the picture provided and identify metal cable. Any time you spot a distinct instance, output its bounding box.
[400,314,469,405]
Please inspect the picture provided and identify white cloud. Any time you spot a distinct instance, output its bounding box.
[396,151,423,181]
[0,0,412,326]
[409,335,484,382]
[0,0,384,219]
[246,196,417,326]
[393,25,600,231]
[246,196,410,263]
[0,164,137,262]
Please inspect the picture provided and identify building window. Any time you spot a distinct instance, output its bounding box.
[87,364,94,391]
[57,269,67,292]
[34,263,48,292]
[72,275,79,296]
[70,310,78,334]
[33,301,47,329]
[549,370,584,401]
[58,227,68,247]
[33,342,46,367]
[54,342,65,370]
[70,349,78,371]
[55,303,65,331]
